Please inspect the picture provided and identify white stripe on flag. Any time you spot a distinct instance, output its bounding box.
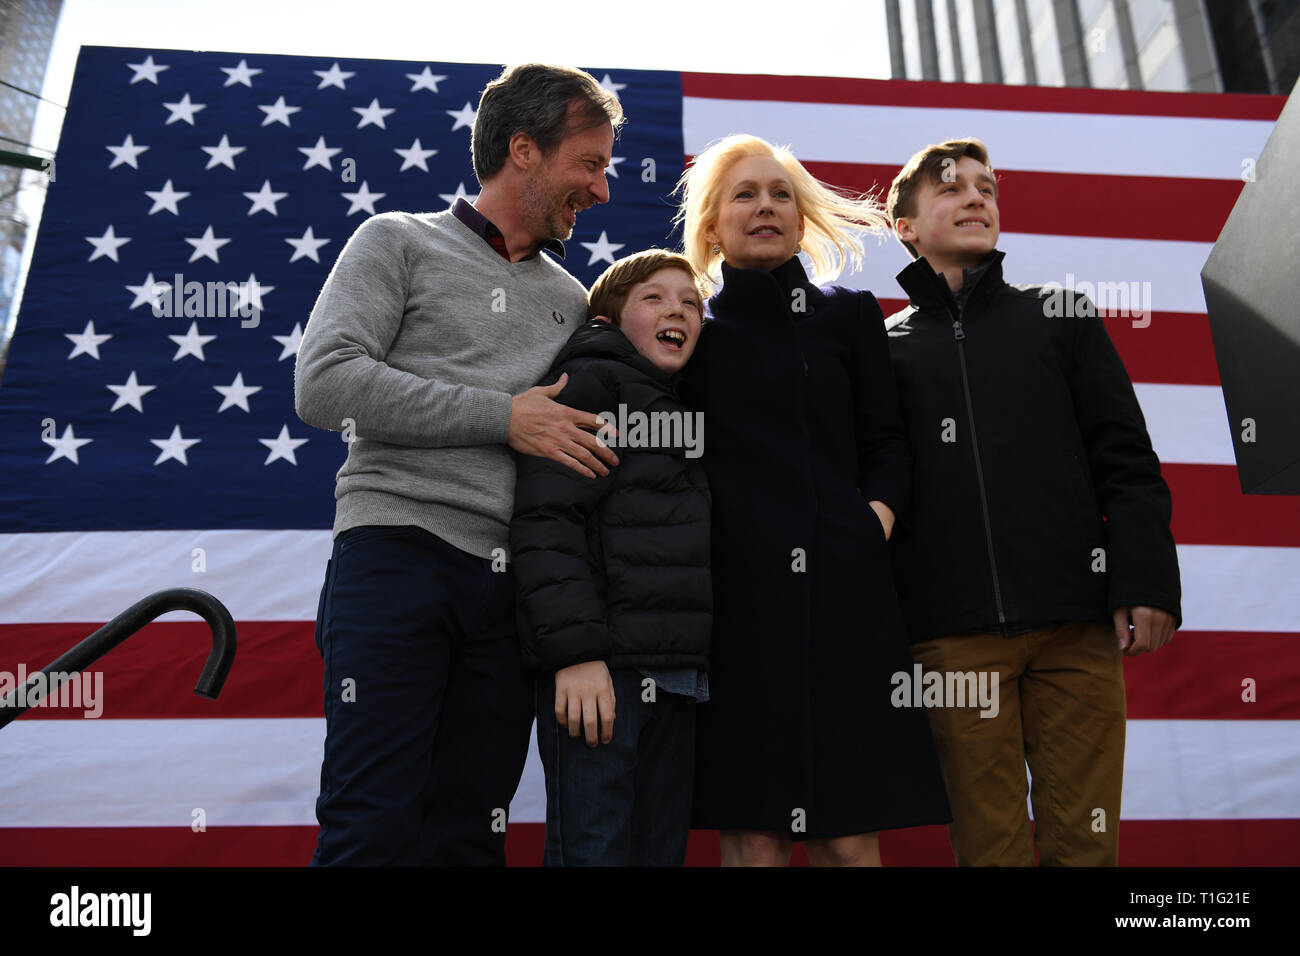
[1135,383,1235,466]
[0,529,332,624]
[3,537,1295,636]
[0,716,546,827]
[835,233,1212,316]
[1123,719,1300,819]
[1178,544,1300,632]
[683,97,1274,180]
[0,717,1290,827]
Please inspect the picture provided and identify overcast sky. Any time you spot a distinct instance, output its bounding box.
[29,0,892,155]
[14,0,889,256]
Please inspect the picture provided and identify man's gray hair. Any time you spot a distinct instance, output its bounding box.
[472,63,624,184]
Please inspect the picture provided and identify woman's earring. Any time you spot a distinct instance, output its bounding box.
[794,241,802,254]
[711,243,721,255]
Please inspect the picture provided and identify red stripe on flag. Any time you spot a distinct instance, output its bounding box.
[1124,632,1300,719]
[1115,819,1300,866]
[681,72,1285,120]
[796,160,1245,244]
[1166,464,1300,545]
[1103,313,1222,387]
[7,625,1300,722]
[0,621,322,720]
[3,820,1296,865]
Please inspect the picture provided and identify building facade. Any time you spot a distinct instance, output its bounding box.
[0,0,61,339]
[886,0,1299,94]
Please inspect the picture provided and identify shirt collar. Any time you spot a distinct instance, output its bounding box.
[451,197,566,261]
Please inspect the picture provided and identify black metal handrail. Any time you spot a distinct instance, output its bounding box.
[0,587,237,730]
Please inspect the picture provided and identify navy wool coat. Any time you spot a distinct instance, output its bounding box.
[680,255,951,839]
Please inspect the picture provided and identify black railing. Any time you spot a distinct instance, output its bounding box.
[0,587,236,729]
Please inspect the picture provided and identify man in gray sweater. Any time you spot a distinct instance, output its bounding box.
[294,63,623,865]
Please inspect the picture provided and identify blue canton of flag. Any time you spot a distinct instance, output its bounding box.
[2,47,684,532]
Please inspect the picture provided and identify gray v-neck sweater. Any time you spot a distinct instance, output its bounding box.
[294,210,588,559]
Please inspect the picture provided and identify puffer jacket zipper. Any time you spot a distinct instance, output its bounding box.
[948,295,1007,628]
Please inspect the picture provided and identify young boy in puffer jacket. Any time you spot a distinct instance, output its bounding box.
[509,248,711,866]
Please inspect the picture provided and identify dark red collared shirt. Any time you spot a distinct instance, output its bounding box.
[451,197,566,263]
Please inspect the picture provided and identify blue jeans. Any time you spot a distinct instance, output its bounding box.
[535,666,696,866]
[310,525,534,866]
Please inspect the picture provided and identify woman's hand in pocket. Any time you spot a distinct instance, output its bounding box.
[867,499,895,541]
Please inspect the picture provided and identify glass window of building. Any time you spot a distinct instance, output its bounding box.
[1131,0,1189,91]
[900,0,924,79]
[1080,0,1129,88]
[934,0,958,82]
[955,0,983,82]
[1026,0,1066,85]
[993,0,1027,84]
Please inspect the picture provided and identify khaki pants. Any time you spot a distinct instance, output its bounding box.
[910,622,1125,866]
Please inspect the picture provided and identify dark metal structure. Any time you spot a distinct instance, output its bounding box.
[0,587,236,729]
[1201,76,1300,494]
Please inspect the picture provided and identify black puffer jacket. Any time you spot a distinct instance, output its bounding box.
[885,250,1182,643]
[510,320,711,672]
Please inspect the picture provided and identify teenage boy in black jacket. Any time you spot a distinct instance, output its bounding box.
[510,249,711,866]
[884,138,1181,866]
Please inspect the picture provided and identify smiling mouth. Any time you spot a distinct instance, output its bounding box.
[749,226,781,236]
[656,329,687,349]
[956,219,987,228]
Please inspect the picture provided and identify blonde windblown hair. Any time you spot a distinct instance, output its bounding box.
[672,133,888,287]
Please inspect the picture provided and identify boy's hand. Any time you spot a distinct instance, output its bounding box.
[1114,605,1176,655]
[509,373,620,478]
[554,660,616,747]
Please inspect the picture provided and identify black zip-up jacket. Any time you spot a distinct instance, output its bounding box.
[509,320,712,672]
[885,250,1182,643]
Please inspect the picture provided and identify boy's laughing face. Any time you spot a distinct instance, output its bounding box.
[897,155,1000,268]
[615,267,702,373]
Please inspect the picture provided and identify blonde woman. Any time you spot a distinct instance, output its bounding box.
[674,134,950,866]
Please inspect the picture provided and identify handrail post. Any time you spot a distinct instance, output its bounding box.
[0,587,236,730]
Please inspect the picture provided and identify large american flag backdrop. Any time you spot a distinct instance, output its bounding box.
[1,46,1295,866]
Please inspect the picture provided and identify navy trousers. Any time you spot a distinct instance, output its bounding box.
[535,667,696,866]
[310,525,533,866]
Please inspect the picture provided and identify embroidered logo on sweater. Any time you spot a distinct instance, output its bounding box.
[552,311,565,325]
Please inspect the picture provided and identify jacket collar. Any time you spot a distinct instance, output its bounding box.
[897,249,1005,315]
[709,255,826,322]
[553,319,676,385]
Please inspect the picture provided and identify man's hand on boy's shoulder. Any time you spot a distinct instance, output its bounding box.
[509,372,620,479]
[554,659,617,747]
[1114,605,1177,656]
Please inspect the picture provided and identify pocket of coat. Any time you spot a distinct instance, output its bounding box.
[859,500,887,544]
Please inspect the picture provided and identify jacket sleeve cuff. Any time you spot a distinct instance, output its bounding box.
[1108,589,1183,629]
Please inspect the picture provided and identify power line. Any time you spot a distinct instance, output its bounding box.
[0,79,65,109]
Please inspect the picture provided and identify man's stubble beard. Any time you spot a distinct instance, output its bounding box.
[520,165,572,242]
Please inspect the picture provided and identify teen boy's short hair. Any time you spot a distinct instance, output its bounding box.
[587,249,709,326]
[887,138,997,258]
